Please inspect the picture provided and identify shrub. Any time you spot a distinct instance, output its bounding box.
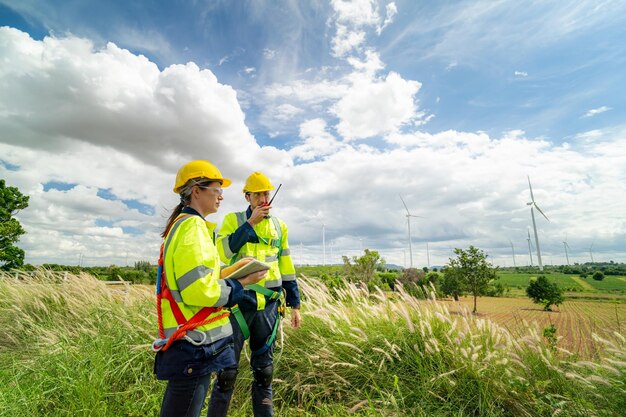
[592,271,605,281]
[526,275,564,311]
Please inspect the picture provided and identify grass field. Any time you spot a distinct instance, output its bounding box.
[497,272,626,293]
[1,271,626,416]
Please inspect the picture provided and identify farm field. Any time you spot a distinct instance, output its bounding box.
[446,296,626,356]
[497,272,626,293]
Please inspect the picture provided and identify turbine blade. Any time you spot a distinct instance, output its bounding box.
[408,214,423,218]
[534,204,550,222]
[527,176,535,203]
[399,194,410,214]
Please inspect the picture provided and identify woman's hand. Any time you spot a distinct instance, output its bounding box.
[220,257,254,279]
[238,269,267,287]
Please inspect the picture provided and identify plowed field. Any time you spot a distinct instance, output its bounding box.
[443,296,625,356]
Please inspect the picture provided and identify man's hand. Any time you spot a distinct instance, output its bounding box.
[247,204,272,226]
[291,308,301,329]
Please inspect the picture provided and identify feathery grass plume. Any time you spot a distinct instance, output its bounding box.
[2,272,626,416]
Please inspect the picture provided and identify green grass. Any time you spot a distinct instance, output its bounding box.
[1,270,626,416]
[497,272,585,290]
[497,272,626,295]
[582,275,626,291]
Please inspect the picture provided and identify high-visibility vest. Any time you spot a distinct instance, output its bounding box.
[158,214,233,346]
[217,212,296,310]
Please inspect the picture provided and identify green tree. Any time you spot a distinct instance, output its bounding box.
[592,271,605,281]
[342,249,384,286]
[0,179,29,270]
[526,275,564,311]
[445,246,498,313]
[440,271,463,301]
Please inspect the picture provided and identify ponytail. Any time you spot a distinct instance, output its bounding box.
[162,182,195,238]
[162,202,184,238]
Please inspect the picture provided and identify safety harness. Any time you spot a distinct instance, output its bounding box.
[230,212,285,356]
[152,214,230,352]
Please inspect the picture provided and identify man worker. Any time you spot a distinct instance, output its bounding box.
[208,171,301,417]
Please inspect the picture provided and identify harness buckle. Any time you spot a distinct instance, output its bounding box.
[183,329,208,346]
[152,338,167,352]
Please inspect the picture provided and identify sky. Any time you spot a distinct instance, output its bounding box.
[1,0,625,268]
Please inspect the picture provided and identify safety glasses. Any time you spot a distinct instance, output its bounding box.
[197,185,223,196]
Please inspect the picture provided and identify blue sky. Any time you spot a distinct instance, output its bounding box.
[1,0,625,267]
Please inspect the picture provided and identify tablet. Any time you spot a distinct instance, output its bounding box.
[224,259,271,280]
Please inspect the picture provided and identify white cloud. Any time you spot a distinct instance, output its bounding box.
[514,71,528,77]
[378,2,398,35]
[347,49,384,75]
[288,119,346,161]
[273,104,304,121]
[0,27,292,265]
[259,2,427,143]
[263,48,276,59]
[583,106,612,118]
[331,24,367,57]
[0,28,289,175]
[283,127,626,266]
[331,0,381,27]
[264,79,348,104]
[332,71,422,140]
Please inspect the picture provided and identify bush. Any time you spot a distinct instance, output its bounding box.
[377,272,398,290]
[317,272,345,290]
[526,275,564,311]
[592,271,605,281]
[485,281,505,297]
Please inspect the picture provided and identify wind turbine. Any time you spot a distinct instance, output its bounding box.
[562,235,570,266]
[527,176,549,271]
[587,243,595,264]
[322,223,326,266]
[399,194,421,268]
[426,242,431,269]
[527,229,534,267]
[509,240,517,268]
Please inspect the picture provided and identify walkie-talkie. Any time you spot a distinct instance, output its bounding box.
[260,183,282,218]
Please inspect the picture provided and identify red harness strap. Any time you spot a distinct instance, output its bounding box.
[154,214,230,352]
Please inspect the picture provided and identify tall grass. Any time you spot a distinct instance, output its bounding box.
[0,271,625,416]
[0,271,159,417]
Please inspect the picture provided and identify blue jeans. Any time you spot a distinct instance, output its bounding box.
[156,337,236,417]
[160,373,212,417]
[207,301,279,417]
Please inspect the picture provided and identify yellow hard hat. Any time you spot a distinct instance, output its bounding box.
[243,172,274,193]
[173,160,232,193]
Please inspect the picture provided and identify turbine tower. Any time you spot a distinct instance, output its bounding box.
[527,229,534,267]
[588,243,595,264]
[399,194,421,268]
[527,176,549,271]
[322,223,326,266]
[562,235,570,266]
[509,240,517,268]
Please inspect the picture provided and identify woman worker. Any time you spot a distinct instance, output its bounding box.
[153,160,265,417]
